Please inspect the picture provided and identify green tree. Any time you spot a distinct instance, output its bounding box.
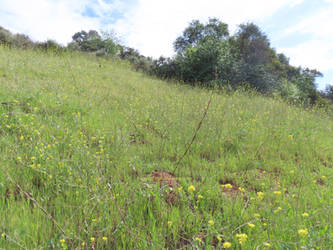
[174,18,229,53]
[71,30,103,52]
[231,22,273,65]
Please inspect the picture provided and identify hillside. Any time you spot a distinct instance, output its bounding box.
[0,46,333,249]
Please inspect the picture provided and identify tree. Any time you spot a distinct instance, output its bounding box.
[324,84,333,101]
[174,18,229,53]
[231,22,272,65]
[291,68,322,104]
[175,38,230,83]
[71,30,104,52]
[72,31,88,44]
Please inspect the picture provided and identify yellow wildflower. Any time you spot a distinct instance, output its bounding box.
[222,183,233,189]
[239,187,246,193]
[198,194,203,199]
[257,192,264,199]
[90,237,95,242]
[264,242,271,247]
[254,213,260,218]
[236,233,248,245]
[223,241,232,248]
[248,223,255,228]
[302,212,309,218]
[60,239,65,244]
[216,235,222,242]
[188,185,196,192]
[298,229,308,237]
[273,191,281,195]
[102,236,107,241]
[208,220,214,226]
[274,207,282,213]
[167,221,173,226]
[195,237,202,244]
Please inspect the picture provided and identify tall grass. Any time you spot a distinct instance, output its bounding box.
[0,46,332,249]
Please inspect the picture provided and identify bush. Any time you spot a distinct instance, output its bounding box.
[276,80,301,103]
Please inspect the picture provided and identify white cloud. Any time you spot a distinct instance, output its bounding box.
[0,0,121,44]
[279,40,333,71]
[109,0,304,58]
[0,0,305,55]
[278,3,333,88]
[284,6,333,38]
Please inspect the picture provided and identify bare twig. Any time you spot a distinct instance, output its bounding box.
[172,91,214,175]
[1,167,66,236]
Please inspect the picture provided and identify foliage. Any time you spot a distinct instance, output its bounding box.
[174,18,229,53]
[70,30,120,57]
[0,26,34,48]
[323,84,333,101]
[35,40,63,52]
[152,19,324,104]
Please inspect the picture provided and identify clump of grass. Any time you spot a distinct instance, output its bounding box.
[0,45,333,249]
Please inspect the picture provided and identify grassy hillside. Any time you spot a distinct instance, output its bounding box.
[0,46,332,249]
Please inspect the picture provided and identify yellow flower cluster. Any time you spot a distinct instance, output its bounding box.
[223,241,232,248]
[248,223,255,228]
[302,212,309,218]
[221,183,233,189]
[257,192,264,199]
[208,220,214,226]
[188,185,196,192]
[298,229,308,237]
[236,233,248,245]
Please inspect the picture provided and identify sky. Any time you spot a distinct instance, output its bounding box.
[0,0,332,89]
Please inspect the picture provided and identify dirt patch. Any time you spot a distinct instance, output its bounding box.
[315,178,325,186]
[318,156,332,168]
[222,185,240,197]
[151,171,179,205]
[152,171,178,188]
[129,133,150,145]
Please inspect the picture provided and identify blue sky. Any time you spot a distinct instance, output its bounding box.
[0,0,332,89]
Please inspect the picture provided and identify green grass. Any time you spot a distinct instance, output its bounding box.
[0,45,333,249]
